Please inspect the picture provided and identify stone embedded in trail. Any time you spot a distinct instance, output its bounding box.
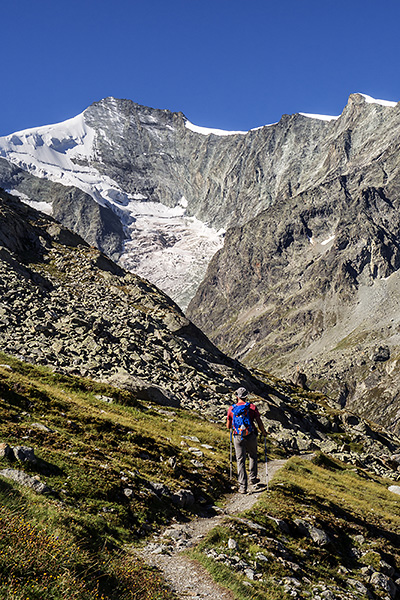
[171,489,195,507]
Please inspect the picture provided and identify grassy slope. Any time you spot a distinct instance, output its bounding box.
[191,455,400,600]
[0,352,245,600]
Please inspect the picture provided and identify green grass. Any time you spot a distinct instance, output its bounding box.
[190,454,400,600]
[0,351,242,599]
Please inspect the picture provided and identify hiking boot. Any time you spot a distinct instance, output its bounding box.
[252,482,265,490]
[250,478,260,486]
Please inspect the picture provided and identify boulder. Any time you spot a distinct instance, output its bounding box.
[370,572,397,599]
[294,519,331,546]
[13,446,37,463]
[0,469,50,494]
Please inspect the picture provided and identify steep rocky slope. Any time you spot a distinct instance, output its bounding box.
[0,189,268,420]
[187,97,400,434]
[2,190,400,471]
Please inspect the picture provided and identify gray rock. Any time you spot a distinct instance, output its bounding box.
[294,519,331,546]
[0,468,50,494]
[228,538,238,550]
[30,423,54,433]
[244,568,255,580]
[149,481,171,497]
[13,446,37,464]
[171,489,195,507]
[388,485,400,496]
[370,345,390,362]
[0,443,14,460]
[370,572,397,598]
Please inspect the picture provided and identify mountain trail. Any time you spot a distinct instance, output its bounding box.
[138,458,289,600]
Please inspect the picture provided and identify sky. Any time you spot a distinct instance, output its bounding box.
[1,0,400,136]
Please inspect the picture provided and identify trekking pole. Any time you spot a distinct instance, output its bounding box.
[229,429,233,481]
[264,436,269,492]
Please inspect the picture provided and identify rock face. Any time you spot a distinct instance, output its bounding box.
[187,95,400,434]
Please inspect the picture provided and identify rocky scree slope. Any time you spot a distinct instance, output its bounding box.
[187,95,400,435]
[0,189,275,420]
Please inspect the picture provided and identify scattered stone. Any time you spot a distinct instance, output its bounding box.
[244,568,255,580]
[388,485,400,496]
[13,446,37,464]
[167,456,177,469]
[94,394,113,403]
[294,519,331,546]
[228,538,238,550]
[348,579,369,595]
[0,443,14,460]
[123,488,134,498]
[0,468,50,494]
[30,423,54,433]
[370,345,390,362]
[149,481,171,497]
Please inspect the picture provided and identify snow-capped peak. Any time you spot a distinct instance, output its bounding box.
[299,112,340,122]
[358,93,397,108]
[185,120,248,136]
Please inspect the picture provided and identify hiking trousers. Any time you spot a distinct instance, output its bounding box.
[233,432,258,492]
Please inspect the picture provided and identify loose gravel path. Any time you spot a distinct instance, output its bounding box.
[139,459,287,600]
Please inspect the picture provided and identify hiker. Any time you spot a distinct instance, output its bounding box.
[226,387,267,494]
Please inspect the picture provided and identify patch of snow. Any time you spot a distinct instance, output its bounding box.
[250,123,278,130]
[185,120,248,136]
[321,234,336,246]
[5,189,53,216]
[299,113,339,122]
[5,189,30,201]
[359,94,397,107]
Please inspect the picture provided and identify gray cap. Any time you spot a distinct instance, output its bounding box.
[235,387,248,399]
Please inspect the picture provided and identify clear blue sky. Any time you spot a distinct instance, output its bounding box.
[1,0,399,136]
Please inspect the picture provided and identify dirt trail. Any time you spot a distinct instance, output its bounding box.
[139,459,288,600]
